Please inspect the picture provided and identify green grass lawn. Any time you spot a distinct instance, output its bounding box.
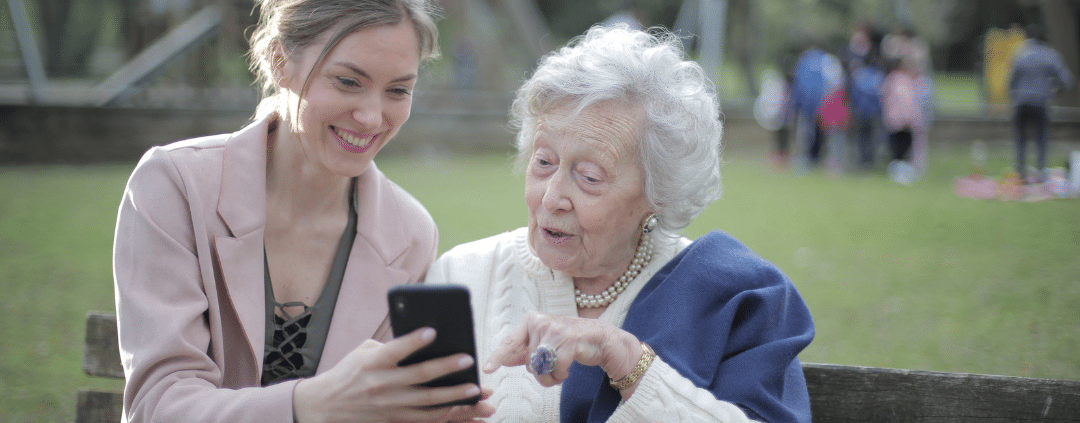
[3,137,1079,421]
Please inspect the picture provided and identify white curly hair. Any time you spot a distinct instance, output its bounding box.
[509,24,723,234]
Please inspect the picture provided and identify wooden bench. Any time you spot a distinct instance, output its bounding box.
[79,311,124,423]
[79,311,1080,422]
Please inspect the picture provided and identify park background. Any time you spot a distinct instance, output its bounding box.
[2,0,1080,421]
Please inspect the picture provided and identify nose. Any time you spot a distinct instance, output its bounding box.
[352,93,381,128]
[541,170,573,213]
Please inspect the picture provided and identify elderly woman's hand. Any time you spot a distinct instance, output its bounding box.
[483,311,645,393]
[293,328,495,423]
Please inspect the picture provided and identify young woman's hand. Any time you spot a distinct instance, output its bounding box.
[294,327,494,423]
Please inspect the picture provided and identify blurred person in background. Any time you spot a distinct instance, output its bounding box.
[881,57,923,185]
[882,24,934,178]
[846,21,883,68]
[111,1,494,421]
[847,54,884,171]
[427,24,815,422]
[792,41,842,170]
[846,24,885,171]
[754,65,795,171]
[882,25,930,79]
[1009,23,1073,183]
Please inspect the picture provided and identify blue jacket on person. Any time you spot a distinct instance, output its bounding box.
[849,65,884,119]
[1009,39,1073,107]
[792,48,828,118]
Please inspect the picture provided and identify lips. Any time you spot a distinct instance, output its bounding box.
[541,227,574,246]
[544,228,569,237]
[332,126,376,153]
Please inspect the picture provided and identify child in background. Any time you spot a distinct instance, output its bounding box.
[881,58,922,184]
[755,68,794,170]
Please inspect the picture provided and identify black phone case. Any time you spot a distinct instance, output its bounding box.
[388,284,480,407]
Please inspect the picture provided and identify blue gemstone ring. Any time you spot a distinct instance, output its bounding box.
[528,344,558,376]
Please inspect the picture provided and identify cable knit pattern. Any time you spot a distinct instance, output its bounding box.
[428,228,757,422]
[610,360,756,422]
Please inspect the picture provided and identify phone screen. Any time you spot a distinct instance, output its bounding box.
[388,284,480,407]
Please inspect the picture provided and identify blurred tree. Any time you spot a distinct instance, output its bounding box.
[8,0,1077,108]
[114,0,255,93]
[37,0,103,77]
[938,0,1031,72]
[1040,0,1080,106]
[535,0,681,43]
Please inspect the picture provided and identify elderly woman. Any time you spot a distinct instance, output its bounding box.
[426,25,815,422]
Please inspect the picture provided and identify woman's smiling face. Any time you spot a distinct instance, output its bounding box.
[277,20,420,177]
[524,100,653,281]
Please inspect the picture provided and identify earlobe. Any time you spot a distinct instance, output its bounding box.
[641,213,659,233]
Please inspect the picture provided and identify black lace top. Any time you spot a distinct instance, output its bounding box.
[261,179,358,386]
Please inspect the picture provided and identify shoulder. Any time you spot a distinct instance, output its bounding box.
[1013,43,1038,61]
[632,232,814,349]
[433,229,524,272]
[428,229,543,288]
[127,112,274,195]
[132,134,228,176]
[118,133,237,253]
[125,114,274,208]
[126,134,231,205]
[139,132,231,172]
[670,230,791,292]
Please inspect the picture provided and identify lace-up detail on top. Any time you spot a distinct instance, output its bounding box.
[261,178,358,386]
[262,301,314,384]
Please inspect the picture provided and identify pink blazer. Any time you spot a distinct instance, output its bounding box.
[112,113,438,422]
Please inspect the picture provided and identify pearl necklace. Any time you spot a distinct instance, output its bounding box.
[574,233,653,309]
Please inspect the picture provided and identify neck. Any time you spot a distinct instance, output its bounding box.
[266,118,352,220]
[573,232,653,309]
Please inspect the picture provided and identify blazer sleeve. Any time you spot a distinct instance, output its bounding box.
[113,147,296,423]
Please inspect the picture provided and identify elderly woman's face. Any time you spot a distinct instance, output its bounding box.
[525,101,653,281]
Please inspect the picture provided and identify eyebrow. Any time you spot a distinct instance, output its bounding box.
[333,61,416,83]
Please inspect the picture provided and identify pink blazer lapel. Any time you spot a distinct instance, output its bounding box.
[319,163,416,369]
[213,115,272,373]
[213,231,267,372]
[318,241,410,369]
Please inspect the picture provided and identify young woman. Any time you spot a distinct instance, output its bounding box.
[112,1,493,421]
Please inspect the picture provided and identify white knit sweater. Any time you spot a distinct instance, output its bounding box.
[426,228,756,422]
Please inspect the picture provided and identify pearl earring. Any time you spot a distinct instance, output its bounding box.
[642,213,659,233]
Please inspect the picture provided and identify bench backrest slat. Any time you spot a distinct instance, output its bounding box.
[803,362,1080,421]
[83,311,124,379]
[76,389,123,423]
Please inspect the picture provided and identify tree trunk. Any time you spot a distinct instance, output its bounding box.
[1041,0,1080,107]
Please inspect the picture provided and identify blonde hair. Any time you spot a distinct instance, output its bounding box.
[248,0,440,109]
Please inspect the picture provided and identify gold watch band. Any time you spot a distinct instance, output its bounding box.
[609,342,655,391]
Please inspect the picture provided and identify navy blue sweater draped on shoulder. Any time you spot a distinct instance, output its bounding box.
[560,230,815,422]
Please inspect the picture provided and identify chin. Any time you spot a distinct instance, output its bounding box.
[325,154,374,178]
[535,248,579,274]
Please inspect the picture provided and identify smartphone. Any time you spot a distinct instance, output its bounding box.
[388,284,481,407]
